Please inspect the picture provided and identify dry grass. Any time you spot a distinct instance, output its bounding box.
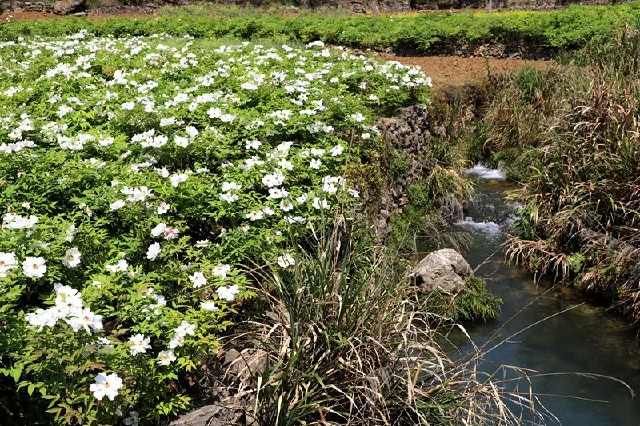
[203,215,547,425]
[481,29,640,321]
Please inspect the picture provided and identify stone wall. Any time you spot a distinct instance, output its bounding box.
[1,0,54,12]
[412,0,615,10]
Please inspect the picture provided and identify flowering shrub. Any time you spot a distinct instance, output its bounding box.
[0,31,430,424]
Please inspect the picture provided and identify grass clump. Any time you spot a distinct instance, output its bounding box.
[426,276,502,323]
[479,30,640,320]
[224,216,515,425]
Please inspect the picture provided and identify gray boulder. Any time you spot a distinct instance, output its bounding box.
[410,248,472,293]
[52,0,85,14]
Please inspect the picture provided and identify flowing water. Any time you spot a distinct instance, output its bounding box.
[443,167,640,425]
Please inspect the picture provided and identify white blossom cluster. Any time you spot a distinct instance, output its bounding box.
[0,31,430,411]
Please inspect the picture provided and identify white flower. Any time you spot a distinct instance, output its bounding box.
[106,259,128,273]
[157,350,176,366]
[174,135,190,147]
[98,137,114,147]
[185,126,199,138]
[200,301,218,311]
[246,210,264,221]
[312,197,330,210]
[219,192,239,203]
[67,308,103,333]
[217,285,240,302]
[2,213,38,229]
[309,158,322,169]
[322,176,343,194]
[212,264,231,279]
[221,181,241,192]
[350,112,365,123]
[146,242,161,260]
[160,117,176,127]
[22,256,46,278]
[189,271,207,288]
[110,200,126,211]
[62,247,81,268]
[157,202,171,215]
[26,308,60,329]
[277,253,295,268]
[169,321,196,349]
[245,139,261,150]
[121,101,135,111]
[151,223,167,237]
[169,173,188,187]
[90,373,123,401]
[262,172,285,188]
[129,334,151,355]
[241,81,259,91]
[330,144,344,157]
[0,251,17,277]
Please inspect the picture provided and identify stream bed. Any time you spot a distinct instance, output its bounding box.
[445,171,640,425]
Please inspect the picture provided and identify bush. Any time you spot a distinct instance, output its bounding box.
[1,2,640,55]
[0,33,430,424]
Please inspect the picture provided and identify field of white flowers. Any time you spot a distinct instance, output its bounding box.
[0,31,430,424]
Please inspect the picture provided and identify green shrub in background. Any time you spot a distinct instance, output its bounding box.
[2,2,640,55]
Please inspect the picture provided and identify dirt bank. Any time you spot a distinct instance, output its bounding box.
[380,54,551,89]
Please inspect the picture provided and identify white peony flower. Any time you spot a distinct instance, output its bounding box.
[212,264,231,279]
[90,372,123,401]
[157,350,176,366]
[189,271,207,288]
[146,242,161,260]
[217,284,240,302]
[277,253,296,268]
[0,251,17,277]
[22,256,46,278]
[62,247,81,268]
[200,301,218,311]
[128,334,151,355]
[110,200,126,211]
[150,223,167,237]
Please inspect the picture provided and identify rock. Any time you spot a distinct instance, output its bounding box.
[410,248,472,293]
[52,0,85,15]
[169,402,249,426]
[225,348,268,382]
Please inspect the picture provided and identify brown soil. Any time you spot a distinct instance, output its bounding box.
[381,54,551,89]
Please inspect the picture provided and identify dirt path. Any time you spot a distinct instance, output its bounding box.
[381,54,551,89]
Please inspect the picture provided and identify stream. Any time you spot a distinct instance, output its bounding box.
[445,167,640,425]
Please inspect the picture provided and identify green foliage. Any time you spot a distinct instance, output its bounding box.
[427,276,501,323]
[1,2,640,54]
[0,33,430,424]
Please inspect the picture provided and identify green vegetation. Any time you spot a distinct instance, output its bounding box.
[2,2,640,55]
[0,24,510,424]
[427,276,502,322]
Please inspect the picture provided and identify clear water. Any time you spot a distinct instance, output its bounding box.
[444,177,640,425]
